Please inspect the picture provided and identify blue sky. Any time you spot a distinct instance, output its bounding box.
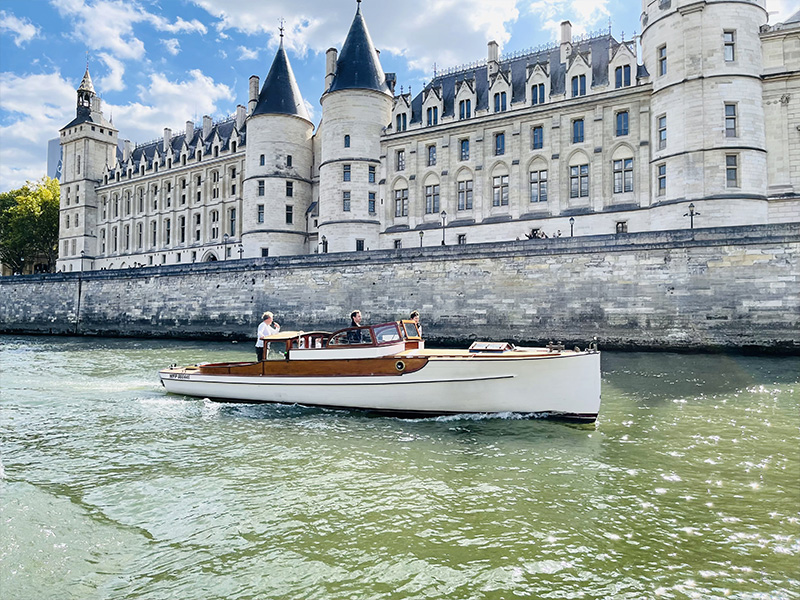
[0,0,794,192]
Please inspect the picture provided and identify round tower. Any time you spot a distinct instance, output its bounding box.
[242,31,314,258]
[318,0,392,253]
[57,67,118,272]
[640,0,768,227]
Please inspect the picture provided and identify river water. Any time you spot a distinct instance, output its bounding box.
[1,335,798,600]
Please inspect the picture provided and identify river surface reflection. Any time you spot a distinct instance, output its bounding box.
[1,335,798,599]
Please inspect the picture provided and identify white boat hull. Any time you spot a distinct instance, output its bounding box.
[160,351,601,421]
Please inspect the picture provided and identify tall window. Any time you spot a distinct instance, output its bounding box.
[494,92,507,112]
[165,219,171,245]
[286,181,294,196]
[613,159,634,193]
[396,113,407,131]
[459,99,471,120]
[394,188,408,217]
[210,210,219,239]
[195,214,201,241]
[151,221,157,246]
[530,170,548,203]
[615,65,631,88]
[573,119,584,143]
[396,150,405,171]
[179,216,186,243]
[427,145,436,166]
[257,204,264,224]
[427,107,438,126]
[532,83,545,105]
[344,134,350,148]
[343,164,351,181]
[658,45,667,76]
[726,155,739,187]
[460,139,470,161]
[356,239,365,252]
[137,223,143,249]
[532,126,543,150]
[458,180,473,210]
[492,175,509,206]
[570,164,589,198]
[657,115,667,149]
[259,154,265,166]
[286,155,292,167]
[616,111,629,136]
[368,192,376,214]
[342,191,351,212]
[229,208,236,236]
[725,104,737,137]
[368,165,376,183]
[425,184,440,214]
[258,180,265,196]
[495,132,505,156]
[571,74,586,97]
[112,227,117,251]
[657,163,666,196]
[285,205,293,224]
[724,31,736,62]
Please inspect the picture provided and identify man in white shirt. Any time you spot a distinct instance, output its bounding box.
[255,311,280,360]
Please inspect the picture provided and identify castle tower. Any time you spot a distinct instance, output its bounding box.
[242,29,314,258]
[640,0,768,227]
[318,0,393,253]
[57,67,118,272]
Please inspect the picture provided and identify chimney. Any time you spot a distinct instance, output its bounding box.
[487,40,499,77]
[235,104,246,129]
[248,75,259,115]
[560,21,573,63]
[561,20,572,45]
[123,140,131,162]
[325,48,338,92]
[203,115,212,140]
[163,128,171,152]
[185,120,194,140]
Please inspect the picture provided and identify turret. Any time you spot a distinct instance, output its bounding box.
[318,0,392,253]
[243,27,314,258]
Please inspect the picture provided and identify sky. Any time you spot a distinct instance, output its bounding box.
[0,0,795,193]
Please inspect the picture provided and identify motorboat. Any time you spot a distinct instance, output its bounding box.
[159,321,601,421]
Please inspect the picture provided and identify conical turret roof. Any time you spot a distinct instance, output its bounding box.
[78,67,95,94]
[328,2,391,95]
[252,39,310,121]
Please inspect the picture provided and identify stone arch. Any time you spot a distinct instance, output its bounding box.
[202,252,219,262]
[611,142,635,160]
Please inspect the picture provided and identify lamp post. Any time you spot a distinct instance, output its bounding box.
[321,235,327,254]
[683,203,699,229]
[569,217,575,237]
[238,244,244,260]
[80,250,85,273]
[223,233,229,260]
[440,210,447,245]
[419,230,424,247]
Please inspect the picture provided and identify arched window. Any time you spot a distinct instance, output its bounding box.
[344,135,350,148]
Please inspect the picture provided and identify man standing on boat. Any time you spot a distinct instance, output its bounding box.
[255,311,280,360]
[347,310,366,344]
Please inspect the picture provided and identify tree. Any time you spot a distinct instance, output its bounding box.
[0,177,60,274]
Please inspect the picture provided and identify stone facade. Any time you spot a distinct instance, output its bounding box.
[54,1,800,274]
[7,224,800,352]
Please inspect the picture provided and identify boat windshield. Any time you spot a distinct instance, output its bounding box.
[373,323,402,343]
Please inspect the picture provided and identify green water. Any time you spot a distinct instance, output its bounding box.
[1,335,798,599]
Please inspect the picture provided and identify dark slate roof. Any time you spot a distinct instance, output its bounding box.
[408,34,625,125]
[63,110,106,129]
[328,4,391,95]
[786,9,800,23]
[252,40,310,120]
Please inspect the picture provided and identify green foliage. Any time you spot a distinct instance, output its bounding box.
[0,176,60,274]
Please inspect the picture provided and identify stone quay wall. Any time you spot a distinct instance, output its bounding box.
[2,223,798,352]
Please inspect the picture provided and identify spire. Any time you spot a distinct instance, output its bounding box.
[251,30,310,120]
[328,1,390,95]
[78,66,95,94]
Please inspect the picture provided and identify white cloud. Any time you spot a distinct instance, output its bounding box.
[50,0,206,61]
[0,72,75,190]
[237,46,259,61]
[766,0,797,23]
[163,38,181,55]
[98,52,125,92]
[108,69,234,144]
[526,0,610,41]
[0,10,40,46]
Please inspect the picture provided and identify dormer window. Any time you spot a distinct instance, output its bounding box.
[615,65,631,88]
[426,107,438,126]
[396,113,407,131]
[459,99,471,120]
[531,84,545,105]
[493,92,507,112]
[571,75,586,97]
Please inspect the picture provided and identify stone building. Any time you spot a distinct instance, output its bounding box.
[56,0,800,272]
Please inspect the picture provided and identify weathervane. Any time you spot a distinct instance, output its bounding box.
[279,18,285,39]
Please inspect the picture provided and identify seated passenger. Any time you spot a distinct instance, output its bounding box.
[347,309,366,344]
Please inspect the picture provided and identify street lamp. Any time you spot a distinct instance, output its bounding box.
[321,235,327,253]
[238,244,244,259]
[223,233,229,260]
[419,230,424,247]
[80,250,85,273]
[569,217,575,237]
[683,203,699,229]
[440,210,447,245]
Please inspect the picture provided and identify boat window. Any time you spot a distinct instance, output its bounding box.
[329,328,373,346]
[265,341,288,360]
[373,323,401,343]
[402,321,420,339]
